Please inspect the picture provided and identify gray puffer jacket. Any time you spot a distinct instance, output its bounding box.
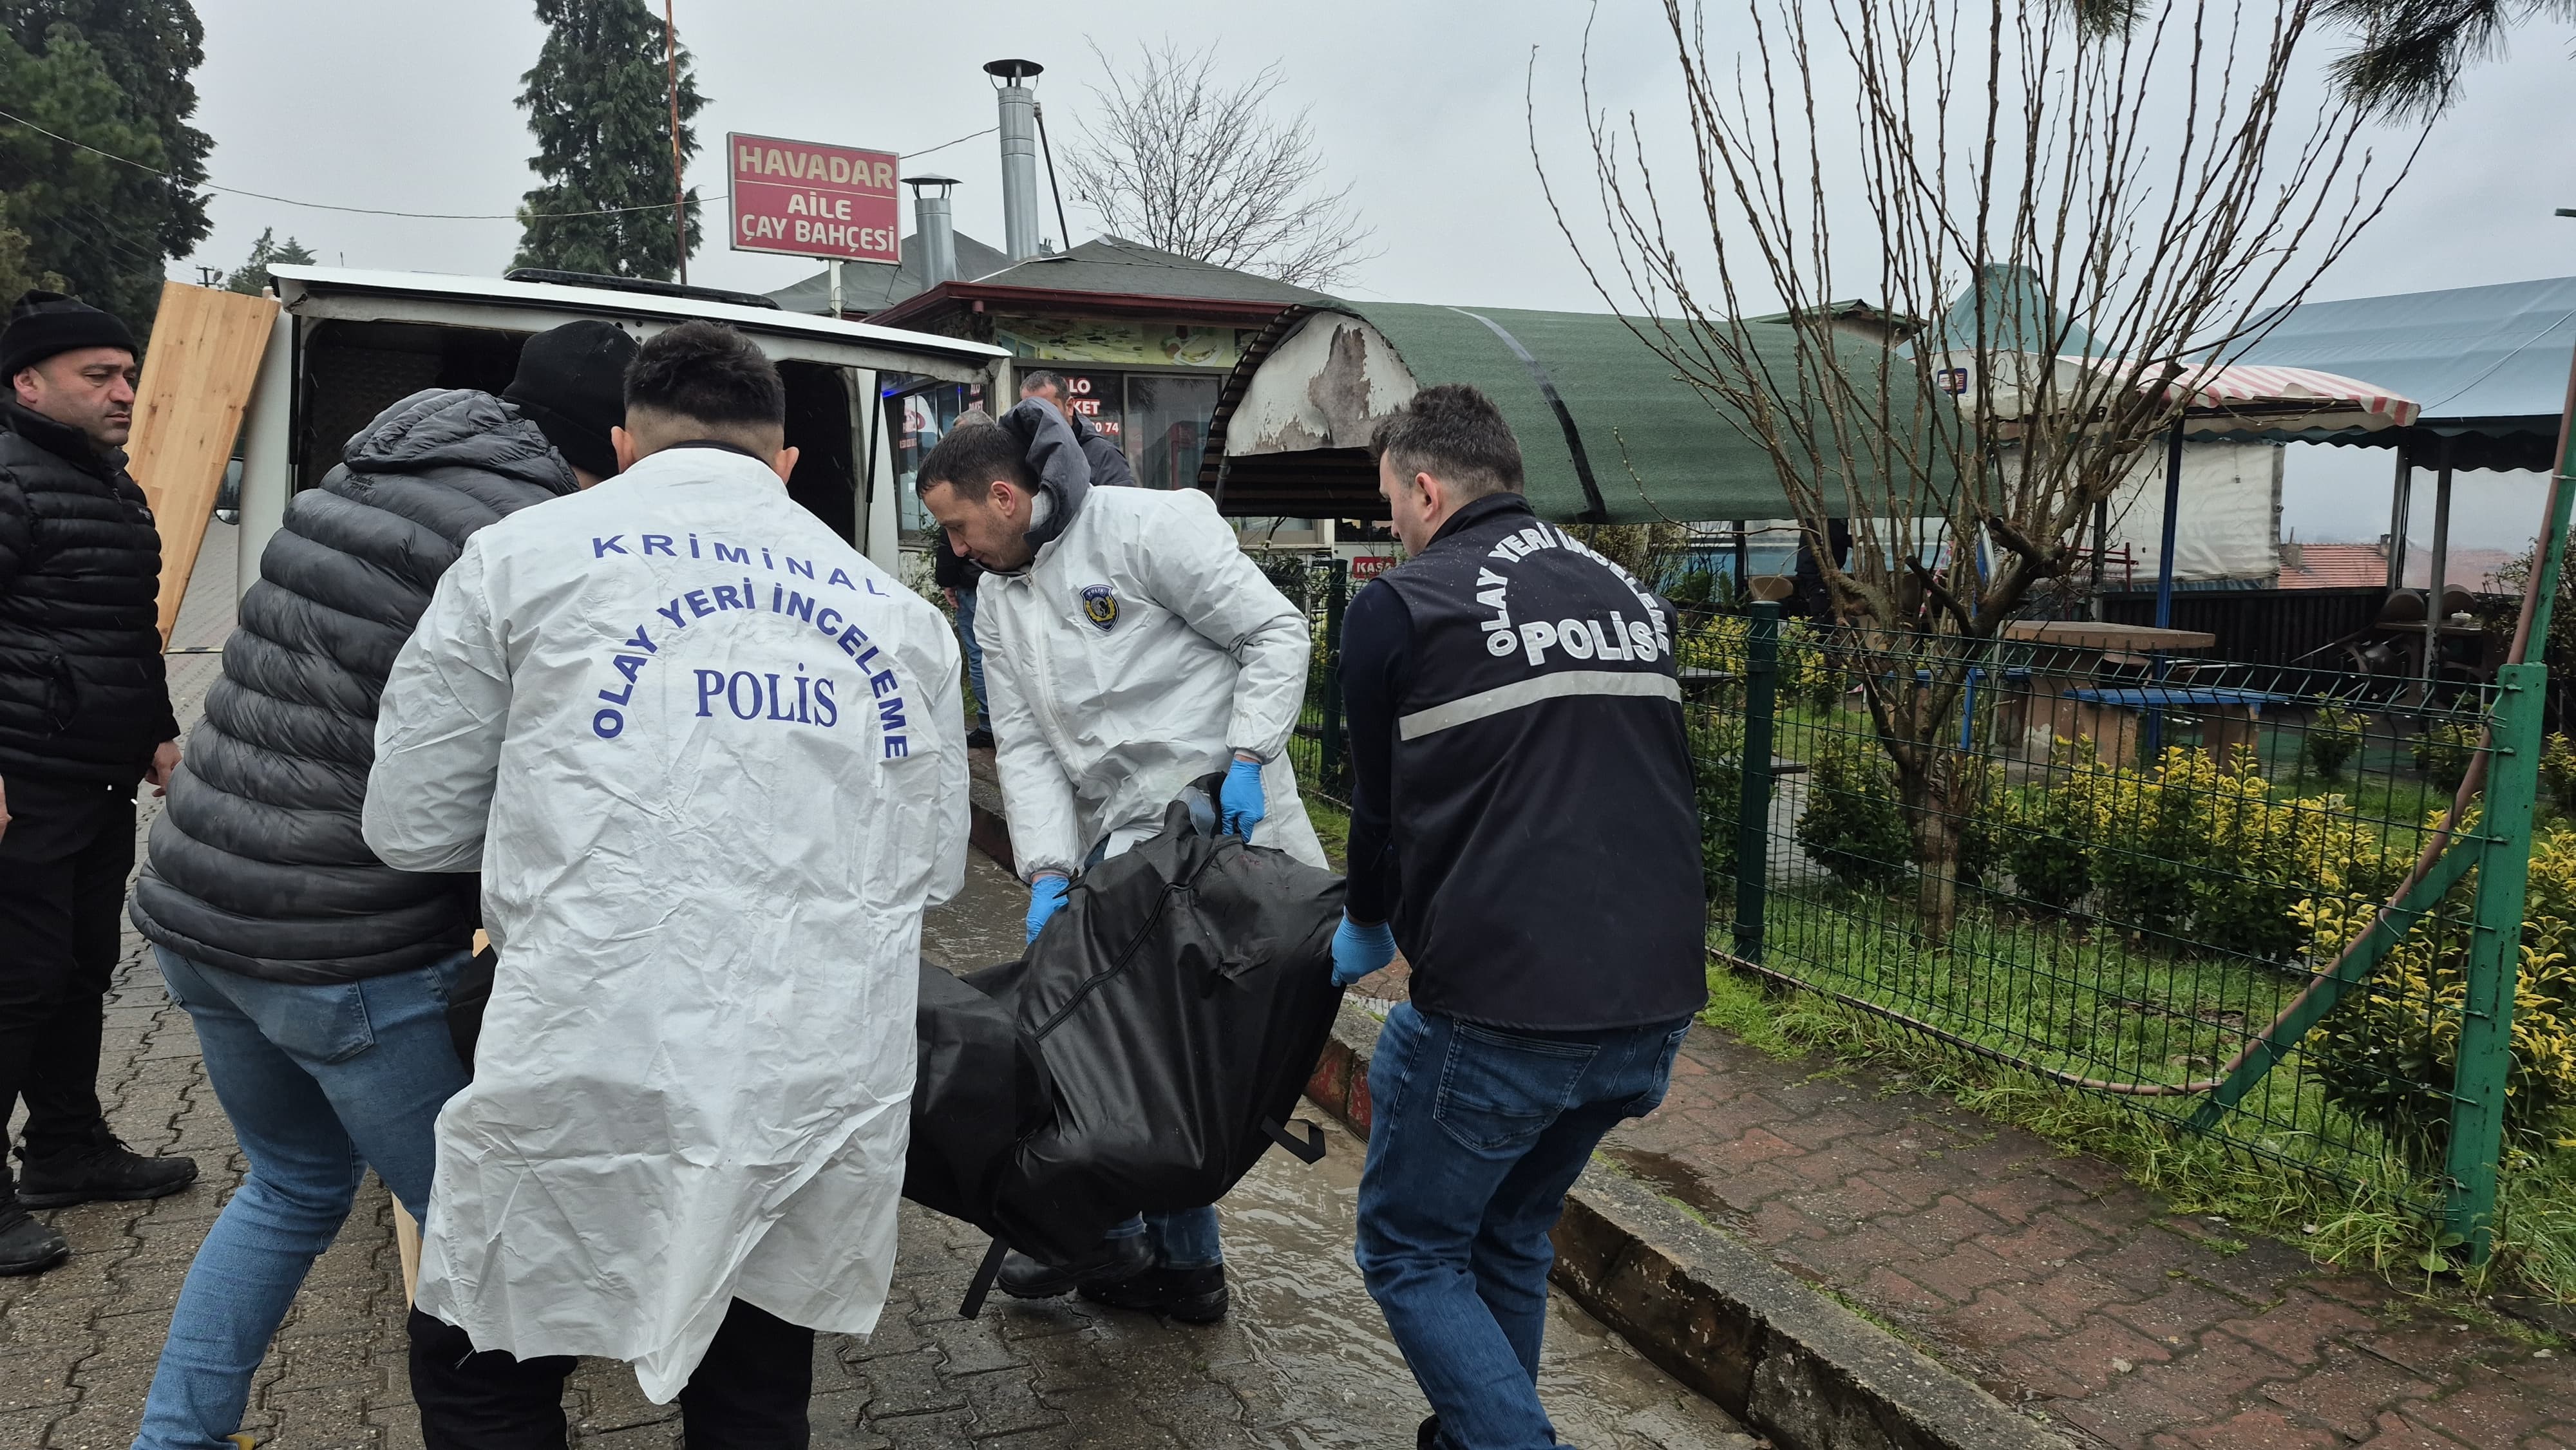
[131,389,580,983]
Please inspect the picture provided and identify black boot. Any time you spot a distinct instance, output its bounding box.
[0,1196,68,1276]
[995,1231,1153,1300]
[16,1131,198,1209]
[1078,1261,1229,1324]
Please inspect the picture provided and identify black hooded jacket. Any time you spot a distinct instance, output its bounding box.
[0,399,179,786]
[131,390,580,983]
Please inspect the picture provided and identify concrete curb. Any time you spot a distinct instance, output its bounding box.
[1303,1006,2070,1450]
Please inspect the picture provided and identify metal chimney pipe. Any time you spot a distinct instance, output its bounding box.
[904,174,960,285]
[985,58,1045,263]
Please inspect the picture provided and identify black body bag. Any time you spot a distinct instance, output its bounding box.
[902,778,1346,1310]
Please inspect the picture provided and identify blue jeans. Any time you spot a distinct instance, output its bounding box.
[956,586,991,731]
[1101,1204,1222,1270]
[1356,1003,1690,1450]
[136,948,473,1450]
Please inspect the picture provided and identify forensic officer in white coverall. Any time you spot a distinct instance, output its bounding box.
[913,400,1323,1326]
[363,321,967,1449]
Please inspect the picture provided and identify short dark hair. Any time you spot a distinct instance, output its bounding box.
[915,417,1032,497]
[1018,368,1066,397]
[1371,384,1523,500]
[625,321,785,431]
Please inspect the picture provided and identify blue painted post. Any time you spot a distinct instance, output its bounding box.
[2146,422,2186,758]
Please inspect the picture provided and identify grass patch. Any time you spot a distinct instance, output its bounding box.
[1700,948,2576,1308]
[1303,796,1350,873]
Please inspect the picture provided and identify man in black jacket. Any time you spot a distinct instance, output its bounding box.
[1017,369,1140,490]
[1328,386,1706,1450]
[0,292,194,1277]
[121,320,636,1447]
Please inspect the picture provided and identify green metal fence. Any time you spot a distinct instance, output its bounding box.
[1288,560,2554,1256]
[1265,554,1352,809]
[1693,609,2544,1256]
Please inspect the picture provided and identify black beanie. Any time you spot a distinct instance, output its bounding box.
[503,319,638,478]
[1,291,138,381]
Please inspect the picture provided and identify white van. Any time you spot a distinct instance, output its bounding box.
[236,265,1008,589]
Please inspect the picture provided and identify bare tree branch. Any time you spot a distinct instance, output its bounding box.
[1063,39,1379,290]
[1533,0,2424,934]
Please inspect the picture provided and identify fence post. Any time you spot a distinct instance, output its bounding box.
[1318,560,1350,798]
[1732,601,1781,963]
[2443,660,2545,1262]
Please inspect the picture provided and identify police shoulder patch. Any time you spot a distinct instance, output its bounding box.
[1079,583,1119,631]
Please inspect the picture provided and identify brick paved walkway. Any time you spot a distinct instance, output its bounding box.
[0,530,1745,1449]
[1595,1019,2576,1448]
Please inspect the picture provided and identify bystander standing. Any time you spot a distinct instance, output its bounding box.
[0,291,194,1279]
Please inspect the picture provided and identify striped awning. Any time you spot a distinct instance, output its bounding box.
[2162,361,2421,435]
[1930,350,2421,441]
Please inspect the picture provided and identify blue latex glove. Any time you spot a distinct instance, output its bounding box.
[1331,916,1397,987]
[1220,755,1267,841]
[1025,874,1070,944]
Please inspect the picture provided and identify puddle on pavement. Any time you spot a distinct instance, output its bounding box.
[921,847,1036,974]
[996,1110,1752,1449]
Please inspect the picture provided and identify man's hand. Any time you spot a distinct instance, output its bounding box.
[0,776,10,845]
[943,586,960,609]
[1331,916,1396,988]
[1220,754,1267,841]
[1025,872,1070,945]
[146,739,180,796]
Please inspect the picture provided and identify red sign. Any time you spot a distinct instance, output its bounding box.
[1349,555,1396,580]
[1057,372,1122,441]
[727,131,900,264]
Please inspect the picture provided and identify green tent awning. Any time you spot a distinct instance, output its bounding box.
[1201,301,1947,523]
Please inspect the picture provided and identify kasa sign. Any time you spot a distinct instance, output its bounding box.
[728,132,900,265]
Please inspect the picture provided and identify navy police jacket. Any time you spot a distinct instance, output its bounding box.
[1340,492,1708,1031]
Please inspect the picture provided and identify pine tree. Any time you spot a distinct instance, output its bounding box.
[0,194,69,301]
[512,0,705,280]
[0,1,211,332]
[223,225,314,296]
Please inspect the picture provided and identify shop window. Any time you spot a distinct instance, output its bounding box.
[1126,374,1219,491]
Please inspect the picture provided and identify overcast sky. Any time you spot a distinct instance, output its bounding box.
[177,0,2576,547]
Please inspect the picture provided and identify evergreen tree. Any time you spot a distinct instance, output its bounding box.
[0,194,69,301]
[512,0,705,280]
[223,225,314,296]
[0,1,211,332]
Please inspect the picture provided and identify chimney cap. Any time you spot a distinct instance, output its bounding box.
[904,174,960,192]
[983,58,1044,82]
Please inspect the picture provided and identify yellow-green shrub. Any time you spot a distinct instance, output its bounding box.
[2412,719,2479,793]
[2309,825,2576,1165]
[2541,732,2576,815]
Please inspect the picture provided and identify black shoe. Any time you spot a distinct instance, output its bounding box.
[1417,1416,1441,1450]
[995,1231,1153,1300]
[966,727,995,749]
[0,1201,68,1276]
[1077,1262,1229,1324]
[16,1135,198,1209]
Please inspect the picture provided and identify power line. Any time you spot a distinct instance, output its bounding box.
[0,108,1002,222]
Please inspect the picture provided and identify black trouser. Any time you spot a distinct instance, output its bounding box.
[0,773,137,1187]
[408,1299,816,1449]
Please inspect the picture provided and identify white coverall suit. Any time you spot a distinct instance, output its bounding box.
[977,483,1326,878]
[363,444,967,1399]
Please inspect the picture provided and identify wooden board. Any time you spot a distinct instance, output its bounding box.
[393,1200,422,1306]
[126,282,281,642]
[2001,619,2217,652]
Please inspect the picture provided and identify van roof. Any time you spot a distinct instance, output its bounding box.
[267,265,1009,370]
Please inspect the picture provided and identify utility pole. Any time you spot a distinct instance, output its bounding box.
[664,0,688,284]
